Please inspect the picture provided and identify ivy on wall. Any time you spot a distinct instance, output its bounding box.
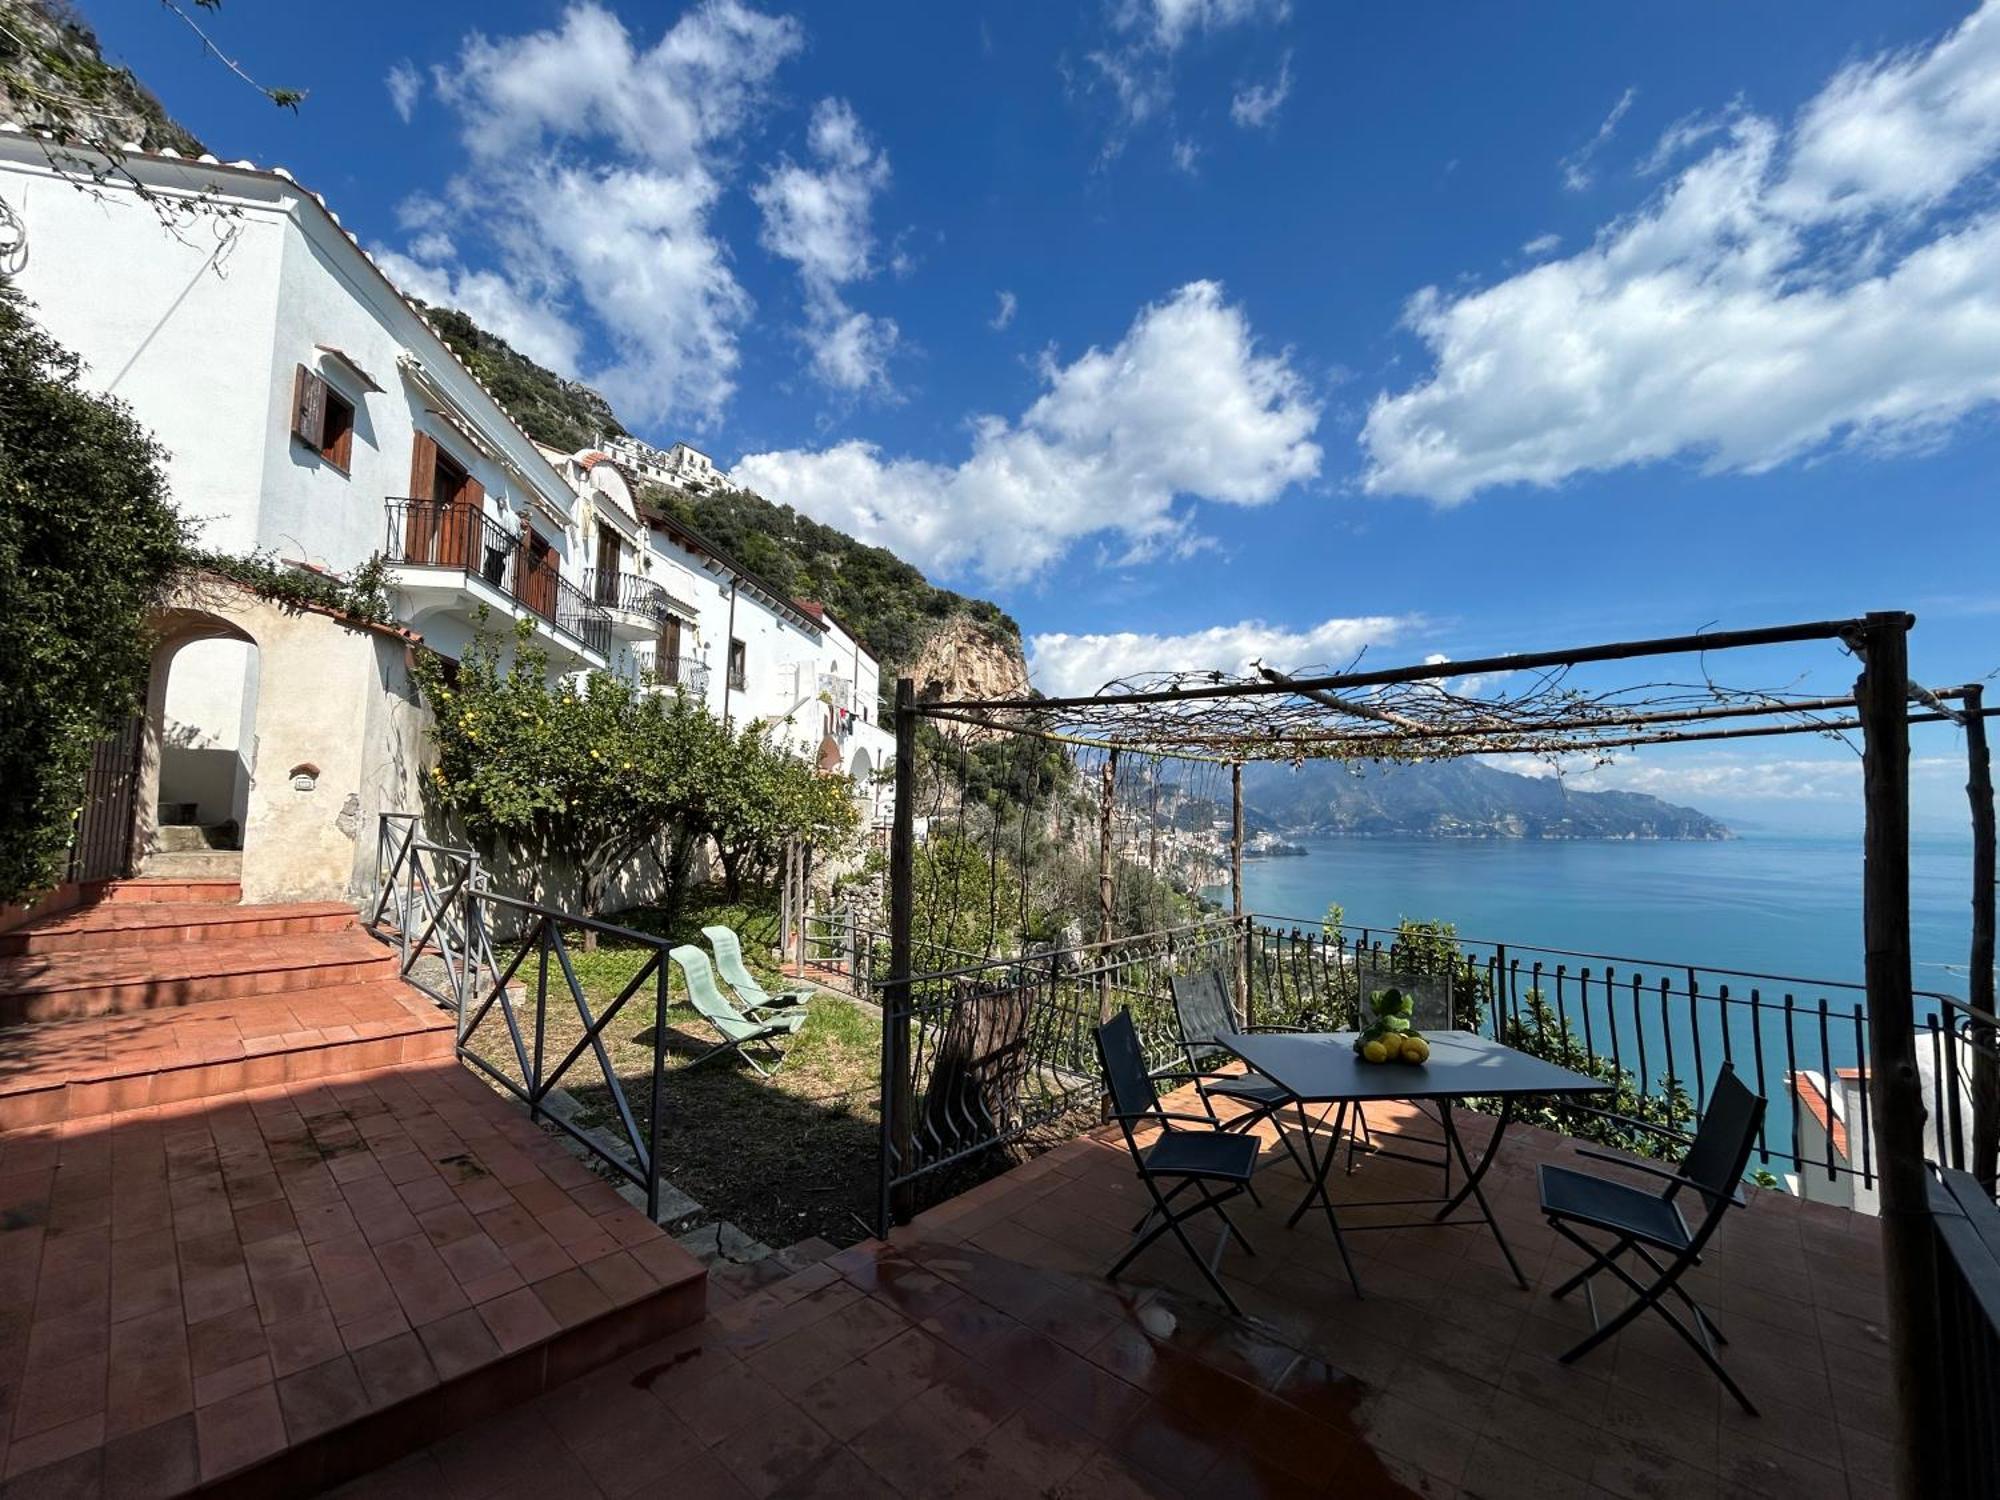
[0,281,189,903]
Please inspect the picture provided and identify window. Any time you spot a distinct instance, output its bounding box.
[728,639,747,691]
[319,388,355,471]
[290,364,356,472]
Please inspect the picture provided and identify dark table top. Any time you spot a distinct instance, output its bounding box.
[1221,1030,1608,1104]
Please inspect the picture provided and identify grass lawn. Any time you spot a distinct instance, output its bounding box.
[461,890,885,1249]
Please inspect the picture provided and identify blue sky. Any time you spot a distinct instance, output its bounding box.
[81,1,2000,831]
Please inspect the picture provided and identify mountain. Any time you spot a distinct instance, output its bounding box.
[415,305,624,455]
[1240,758,1731,841]
[0,1,202,155]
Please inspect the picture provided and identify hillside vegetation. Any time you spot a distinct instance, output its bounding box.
[415,303,1020,678]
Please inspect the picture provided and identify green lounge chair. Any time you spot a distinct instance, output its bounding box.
[669,945,804,1075]
[701,925,809,1016]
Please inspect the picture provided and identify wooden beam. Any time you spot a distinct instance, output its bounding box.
[1965,683,1998,1193]
[1098,750,1118,1025]
[1856,611,1942,1500]
[925,616,1877,712]
[1231,762,1247,1027]
[882,677,917,1230]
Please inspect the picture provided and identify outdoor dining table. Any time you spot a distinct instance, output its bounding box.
[1219,1029,1606,1294]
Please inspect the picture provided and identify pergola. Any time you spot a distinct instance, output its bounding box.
[883,610,1995,1498]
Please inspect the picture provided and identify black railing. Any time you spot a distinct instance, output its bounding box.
[458,889,676,1218]
[1931,1167,2000,1494]
[873,917,1241,1230]
[582,569,668,621]
[366,814,500,1014]
[384,498,611,658]
[1243,915,1978,1192]
[654,654,710,696]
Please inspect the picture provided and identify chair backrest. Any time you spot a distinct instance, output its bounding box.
[702,925,772,1001]
[669,945,753,1036]
[1677,1062,1766,1210]
[1094,1009,1162,1127]
[1169,969,1238,1050]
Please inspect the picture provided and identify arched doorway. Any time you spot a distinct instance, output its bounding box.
[132,609,262,879]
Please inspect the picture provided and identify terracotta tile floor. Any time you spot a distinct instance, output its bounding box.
[0,930,396,1018]
[0,1057,705,1495]
[334,1095,1894,1500]
[0,982,455,1129]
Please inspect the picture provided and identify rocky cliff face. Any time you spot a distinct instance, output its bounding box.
[0,2,203,155]
[909,614,1031,705]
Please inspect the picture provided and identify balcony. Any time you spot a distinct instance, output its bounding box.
[583,568,669,641]
[383,498,611,663]
[658,654,711,696]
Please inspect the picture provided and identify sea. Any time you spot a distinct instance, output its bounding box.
[1216,831,1982,1175]
[1226,830,1977,996]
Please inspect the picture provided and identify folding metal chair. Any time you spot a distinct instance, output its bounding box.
[1167,970,1312,1179]
[702,924,808,1016]
[1538,1062,1767,1414]
[1095,1008,1261,1316]
[668,945,804,1075]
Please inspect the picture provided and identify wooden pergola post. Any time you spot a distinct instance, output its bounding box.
[1964,682,1998,1193]
[881,677,917,1230]
[1856,610,1941,1500]
[1098,749,1118,1024]
[1231,762,1247,1027]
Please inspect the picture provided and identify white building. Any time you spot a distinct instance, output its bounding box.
[599,434,732,495]
[0,125,890,893]
[1788,1058,1972,1214]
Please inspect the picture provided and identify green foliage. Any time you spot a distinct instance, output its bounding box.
[1491,994,1695,1163]
[0,1,204,153]
[913,833,1016,961]
[193,549,389,625]
[0,281,190,902]
[417,304,623,454]
[1392,918,1487,1031]
[413,620,857,918]
[1321,901,1344,937]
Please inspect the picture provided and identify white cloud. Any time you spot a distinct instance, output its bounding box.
[1170,137,1202,174]
[373,2,802,428]
[1363,4,2000,504]
[990,290,1018,330]
[1482,751,1959,803]
[753,97,899,393]
[1084,0,1289,154]
[1230,52,1292,129]
[1521,232,1561,257]
[386,61,422,124]
[734,280,1322,583]
[1560,85,1637,192]
[1029,614,1412,698]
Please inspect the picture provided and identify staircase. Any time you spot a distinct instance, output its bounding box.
[140,823,246,881]
[0,881,707,1496]
[0,881,437,1123]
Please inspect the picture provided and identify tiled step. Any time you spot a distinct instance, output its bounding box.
[104,878,242,905]
[0,900,357,957]
[0,978,455,1130]
[138,849,244,880]
[0,1056,707,1497]
[153,824,238,853]
[0,931,398,1024]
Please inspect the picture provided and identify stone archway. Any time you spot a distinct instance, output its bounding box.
[133,607,262,878]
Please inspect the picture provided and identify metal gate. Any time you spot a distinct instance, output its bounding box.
[67,716,141,883]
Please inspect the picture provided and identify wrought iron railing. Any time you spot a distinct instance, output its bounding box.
[1931,1166,2000,1493]
[366,813,500,1015]
[1243,915,1977,1192]
[654,654,710,696]
[456,890,676,1218]
[875,917,1240,1229]
[582,568,668,621]
[384,498,611,658]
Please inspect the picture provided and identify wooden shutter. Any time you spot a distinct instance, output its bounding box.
[403,432,439,561]
[291,365,327,448]
[452,477,484,572]
[408,432,438,501]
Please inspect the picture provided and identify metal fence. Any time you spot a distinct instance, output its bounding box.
[876,917,1240,1229]
[384,498,612,658]
[1244,915,1981,1192]
[366,813,499,1013]
[1931,1167,2000,1495]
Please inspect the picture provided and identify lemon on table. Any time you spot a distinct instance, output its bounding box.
[1380,1032,1404,1060]
[1362,1039,1388,1064]
[1402,1035,1431,1065]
